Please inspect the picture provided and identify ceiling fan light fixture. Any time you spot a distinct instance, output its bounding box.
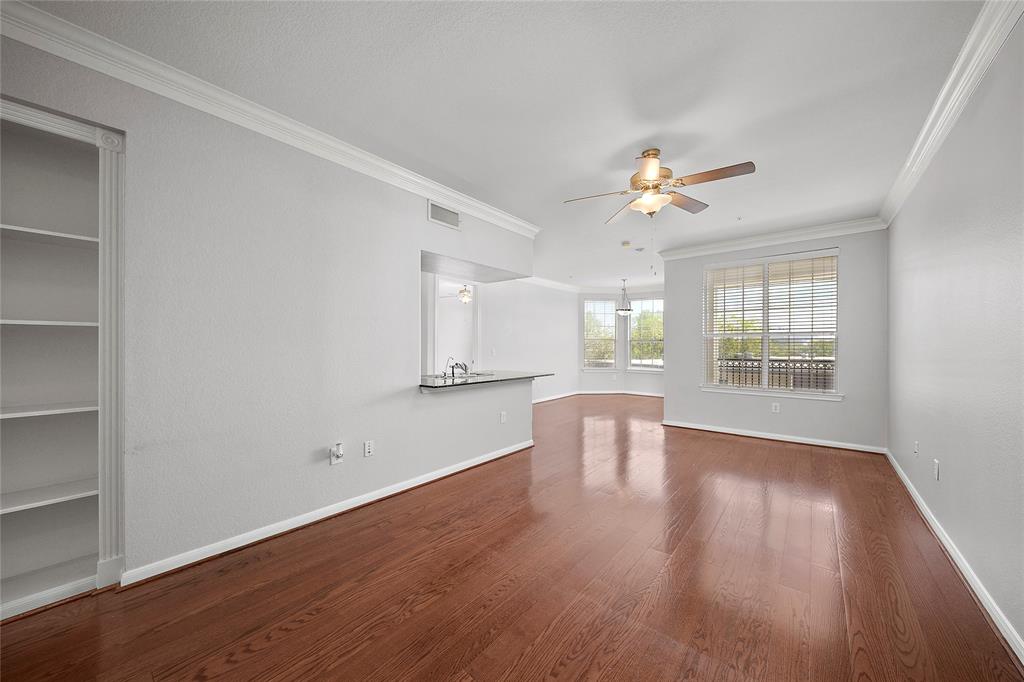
[637,155,661,182]
[629,191,672,217]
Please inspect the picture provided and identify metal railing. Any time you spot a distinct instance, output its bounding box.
[714,357,835,392]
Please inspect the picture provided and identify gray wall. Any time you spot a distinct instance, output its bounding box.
[1,38,535,572]
[888,23,1023,639]
[477,280,579,401]
[663,229,888,449]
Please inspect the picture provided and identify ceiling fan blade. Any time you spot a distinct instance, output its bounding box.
[673,161,755,187]
[605,200,633,224]
[667,191,709,214]
[563,189,636,203]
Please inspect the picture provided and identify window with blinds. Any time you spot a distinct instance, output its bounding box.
[583,299,617,368]
[703,252,838,393]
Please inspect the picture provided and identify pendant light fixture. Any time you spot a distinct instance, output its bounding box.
[457,285,473,304]
[616,278,632,317]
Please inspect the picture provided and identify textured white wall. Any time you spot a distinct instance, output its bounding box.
[663,230,888,449]
[434,278,476,371]
[1,38,536,572]
[888,23,1023,640]
[477,280,579,401]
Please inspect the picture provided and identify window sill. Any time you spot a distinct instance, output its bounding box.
[626,367,664,374]
[581,368,618,373]
[699,384,844,401]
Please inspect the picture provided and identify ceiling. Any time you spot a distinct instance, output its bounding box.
[32,1,979,288]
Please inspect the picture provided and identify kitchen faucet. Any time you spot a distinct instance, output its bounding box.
[443,356,469,378]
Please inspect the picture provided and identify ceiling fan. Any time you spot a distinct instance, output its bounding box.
[564,148,755,224]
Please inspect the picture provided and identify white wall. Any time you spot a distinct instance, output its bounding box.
[477,280,579,401]
[663,229,888,449]
[888,22,1023,644]
[577,292,665,397]
[434,278,476,371]
[1,38,536,574]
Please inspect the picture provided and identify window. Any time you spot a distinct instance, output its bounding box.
[629,298,664,369]
[583,299,616,368]
[703,252,837,393]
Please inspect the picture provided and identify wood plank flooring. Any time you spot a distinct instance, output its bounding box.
[1,395,1021,680]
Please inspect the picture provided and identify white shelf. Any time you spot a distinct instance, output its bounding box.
[0,553,97,618]
[1,320,99,327]
[2,477,99,515]
[0,402,99,420]
[1,224,98,244]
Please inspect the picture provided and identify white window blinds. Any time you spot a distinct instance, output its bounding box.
[704,252,838,393]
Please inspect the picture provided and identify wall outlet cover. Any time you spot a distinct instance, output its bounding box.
[329,442,344,465]
[771,402,781,414]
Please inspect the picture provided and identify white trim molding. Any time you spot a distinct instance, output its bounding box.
[662,419,887,454]
[0,1,541,240]
[700,385,844,402]
[885,451,1024,664]
[532,390,665,404]
[659,217,885,262]
[0,575,98,621]
[532,391,579,404]
[880,1,1024,224]
[520,277,581,293]
[0,98,98,144]
[120,440,534,586]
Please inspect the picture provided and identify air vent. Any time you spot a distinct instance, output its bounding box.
[428,201,460,230]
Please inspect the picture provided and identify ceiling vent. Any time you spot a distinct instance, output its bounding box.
[428,201,461,230]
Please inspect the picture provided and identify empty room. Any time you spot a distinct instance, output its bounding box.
[0,1,1022,679]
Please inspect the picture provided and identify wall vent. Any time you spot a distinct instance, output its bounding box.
[428,201,461,230]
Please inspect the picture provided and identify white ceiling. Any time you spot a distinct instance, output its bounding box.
[33,1,978,288]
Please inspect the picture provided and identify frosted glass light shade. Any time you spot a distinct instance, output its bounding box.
[629,192,672,215]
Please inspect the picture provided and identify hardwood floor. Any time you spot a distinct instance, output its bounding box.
[2,395,1021,681]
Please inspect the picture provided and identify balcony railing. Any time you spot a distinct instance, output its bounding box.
[714,357,835,392]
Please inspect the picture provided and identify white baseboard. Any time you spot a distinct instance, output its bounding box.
[661,419,887,454]
[885,450,1024,665]
[95,555,124,587]
[532,390,665,404]
[0,575,96,620]
[120,439,534,586]
[532,391,579,404]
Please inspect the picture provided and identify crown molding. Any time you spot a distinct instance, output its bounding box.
[519,277,581,293]
[879,0,1024,225]
[659,216,886,261]
[0,1,540,240]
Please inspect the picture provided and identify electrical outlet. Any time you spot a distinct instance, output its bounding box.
[491,347,496,357]
[499,411,507,424]
[933,459,940,481]
[329,442,344,465]
[363,440,374,457]
[611,373,617,381]
[914,440,919,455]
[771,402,780,414]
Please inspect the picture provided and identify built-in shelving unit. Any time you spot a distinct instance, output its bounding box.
[1,101,123,619]
[1,478,100,515]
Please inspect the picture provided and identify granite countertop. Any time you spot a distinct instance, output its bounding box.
[419,370,554,390]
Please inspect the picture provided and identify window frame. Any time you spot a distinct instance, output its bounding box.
[627,297,665,372]
[700,248,843,400]
[580,297,619,371]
